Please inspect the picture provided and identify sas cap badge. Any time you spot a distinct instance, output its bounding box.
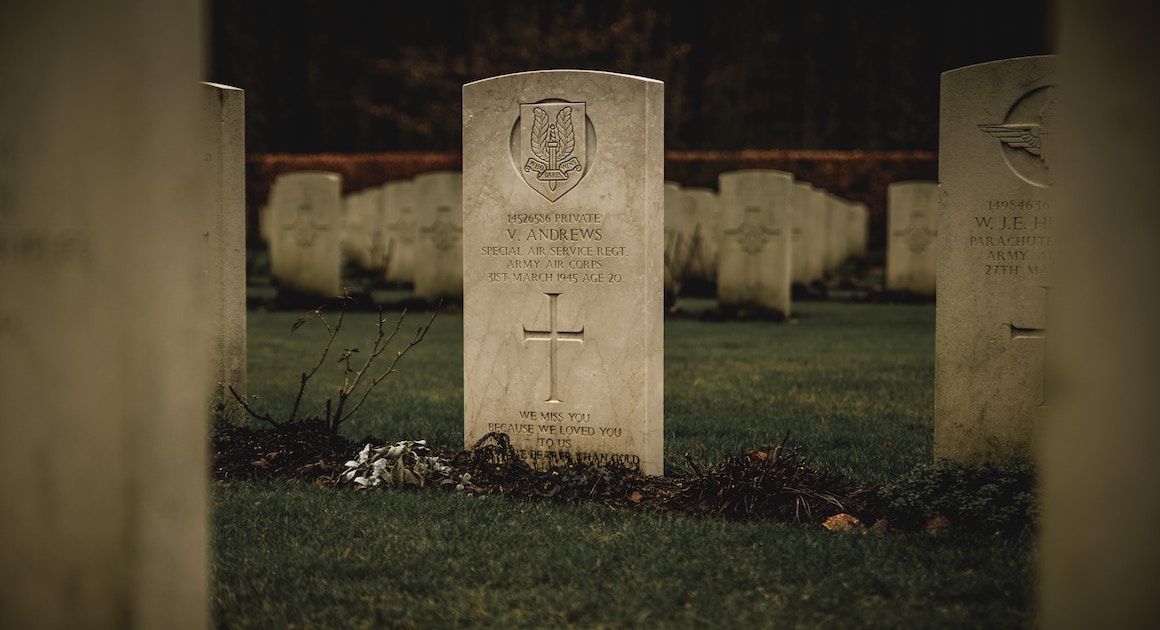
[520,101,586,202]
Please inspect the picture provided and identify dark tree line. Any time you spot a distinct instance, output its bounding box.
[211,0,1053,154]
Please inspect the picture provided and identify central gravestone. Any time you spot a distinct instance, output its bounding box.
[936,56,1057,463]
[462,70,664,475]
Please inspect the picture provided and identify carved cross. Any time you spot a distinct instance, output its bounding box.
[282,197,330,248]
[894,210,937,254]
[724,206,780,291]
[522,293,585,403]
[1006,285,1049,408]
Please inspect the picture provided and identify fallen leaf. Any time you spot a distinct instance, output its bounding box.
[822,513,863,531]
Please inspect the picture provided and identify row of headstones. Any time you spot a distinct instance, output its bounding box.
[2,19,1155,622]
[664,174,869,315]
[459,56,1053,478]
[258,170,464,299]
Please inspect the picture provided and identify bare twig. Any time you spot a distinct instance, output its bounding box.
[288,291,352,423]
[228,385,280,428]
[336,301,442,428]
[233,290,436,434]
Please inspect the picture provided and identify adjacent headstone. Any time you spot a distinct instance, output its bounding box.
[342,187,386,272]
[935,55,1057,463]
[268,171,342,298]
[664,181,709,300]
[717,169,794,316]
[806,186,829,284]
[849,201,869,258]
[413,171,464,299]
[0,2,208,626]
[1042,6,1160,627]
[382,179,418,284]
[200,82,247,418]
[886,180,938,295]
[462,70,664,475]
[790,182,814,285]
[663,181,685,301]
[825,193,848,272]
[682,186,720,283]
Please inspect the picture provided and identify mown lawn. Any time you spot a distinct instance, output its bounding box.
[216,300,1035,628]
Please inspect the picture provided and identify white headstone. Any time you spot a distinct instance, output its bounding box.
[806,186,828,284]
[935,55,1057,463]
[413,171,464,299]
[849,201,869,258]
[342,187,386,272]
[886,180,938,295]
[268,171,343,298]
[791,182,814,285]
[0,3,208,626]
[200,82,247,419]
[382,179,418,284]
[663,181,685,300]
[681,186,720,284]
[825,193,848,273]
[717,169,794,316]
[462,70,664,475]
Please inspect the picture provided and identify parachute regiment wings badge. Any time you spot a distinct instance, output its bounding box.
[978,86,1057,187]
[520,102,586,202]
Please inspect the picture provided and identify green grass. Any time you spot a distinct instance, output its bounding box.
[217,301,1034,628]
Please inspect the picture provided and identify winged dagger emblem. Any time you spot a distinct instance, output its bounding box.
[978,87,1056,185]
[524,106,581,191]
[520,102,586,202]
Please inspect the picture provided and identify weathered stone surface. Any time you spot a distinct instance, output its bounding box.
[0,3,208,626]
[1042,9,1159,627]
[935,55,1057,463]
[462,70,664,475]
[201,82,247,418]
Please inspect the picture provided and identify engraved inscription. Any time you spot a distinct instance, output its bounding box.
[970,205,1052,278]
[478,211,627,285]
[522,293,584,403]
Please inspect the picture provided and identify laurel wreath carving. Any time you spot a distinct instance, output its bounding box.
[555,106,575,160]
[530,107,550,163]
[529,106,578,164]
